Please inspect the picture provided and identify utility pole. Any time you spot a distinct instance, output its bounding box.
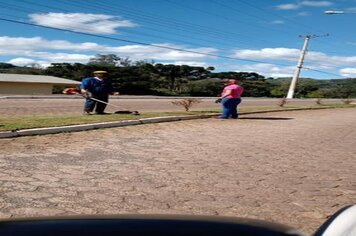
[287,35,312,99]
[286,34,327,99]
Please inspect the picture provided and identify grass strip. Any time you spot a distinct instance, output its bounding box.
[0,104,354,132]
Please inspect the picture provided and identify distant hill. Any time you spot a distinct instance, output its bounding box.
[0,62,17,69]
[0,63,44,75]
[1,62,355,98]
[271,77,356,98]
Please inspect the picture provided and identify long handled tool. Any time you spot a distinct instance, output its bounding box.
[63,88,140,115]
[89,97,140,115]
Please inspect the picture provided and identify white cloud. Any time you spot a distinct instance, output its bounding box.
[270,20,285,24]
[29,13,137,34]
[32,52,93,63]
[233,48,300,61]
[276,3,300,10]
[7,58,50,68]
[301,1,332,7]
[230,47,356,77]
[7,58,36,66]
[340,68,356,77]
[0,36,217,67]
[232,47,356,68]
[304,51,356,67]
[168,61,208,67]
[276,1,332,10]
[0,36,107,52]
[2,36,356,78]
[234,63,295,78]
[149,45,217,60]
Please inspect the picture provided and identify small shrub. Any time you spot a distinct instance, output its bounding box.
[171,98,202,111]
[278,97,287,107]
[342,98,353,104]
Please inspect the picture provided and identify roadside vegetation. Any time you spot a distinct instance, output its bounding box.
[1,54,355,132]
[1,54,355,99]
[0,104,354,132]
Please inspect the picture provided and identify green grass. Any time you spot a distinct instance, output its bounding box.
[0,113,154,131]
[0,104,354,132]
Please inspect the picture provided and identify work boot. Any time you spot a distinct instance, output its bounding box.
[83,110,91,115]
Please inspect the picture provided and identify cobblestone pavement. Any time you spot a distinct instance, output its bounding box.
[0,108,355,234]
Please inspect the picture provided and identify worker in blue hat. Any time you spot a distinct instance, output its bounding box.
[80,70,119,115]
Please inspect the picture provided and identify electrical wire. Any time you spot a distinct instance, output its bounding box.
[0,0,279,51]
[162,0,297,46]
[237,0,329,35]
[237,0,356,56]
[0,16,346,78]
[0,0,350,78]
[6,0,294,50]
[0,16,295,67]
[57,0,288,47]
[303,67,347,78]
[0,0,244,49]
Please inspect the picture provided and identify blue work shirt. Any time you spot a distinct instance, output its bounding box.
[80,77,115,95]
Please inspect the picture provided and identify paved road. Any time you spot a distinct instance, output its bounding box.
[0,108,355,234]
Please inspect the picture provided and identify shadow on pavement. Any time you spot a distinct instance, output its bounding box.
[239,117,293,120]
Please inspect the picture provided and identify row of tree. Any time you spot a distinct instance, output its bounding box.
[0,54,355,98]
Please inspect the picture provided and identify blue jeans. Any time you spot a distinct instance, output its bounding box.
[220,98,241,119]
[84,94,108,113]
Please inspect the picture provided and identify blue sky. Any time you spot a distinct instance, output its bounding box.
[1,0,356,79]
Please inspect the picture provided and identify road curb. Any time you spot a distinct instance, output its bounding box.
[0,107,335,139]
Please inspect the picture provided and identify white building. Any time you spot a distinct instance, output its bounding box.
[0,74,80,95]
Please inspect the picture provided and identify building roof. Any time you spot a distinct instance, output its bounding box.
[0,73,81,85]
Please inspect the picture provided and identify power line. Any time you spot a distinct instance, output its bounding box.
[0,1,37,13]
[3,0,280,51]
[0,0,298,55]
[238,0,328,35]
[60,0,290,47]
[0,1,347,78]
[33,0,274,49]
[162,0,295,47]
[57,0,249,41]
[236,0,356,56]
[303,67,345,78]
[0,0,249,49]
[0,16,343,78]
[0,16,294,67]
[209,0,293,35]
[10,0,294,50]
[16,0,71,12]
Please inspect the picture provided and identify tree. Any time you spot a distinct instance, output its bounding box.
[0,62,16,69]
[88,54,121,66]
[45,63,88,81]
[154,64,181,91]
[187,78,223,96]
[154,64,213,92]
[294,79,320,98]
[118,57,132,67]
[210,72,272,97]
